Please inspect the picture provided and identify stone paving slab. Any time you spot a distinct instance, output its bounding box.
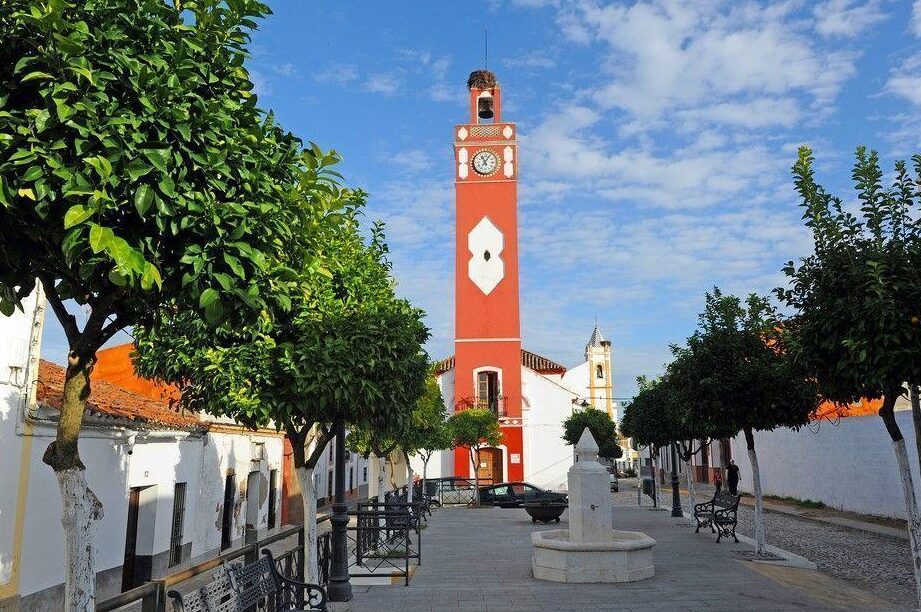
[349,505,899,611]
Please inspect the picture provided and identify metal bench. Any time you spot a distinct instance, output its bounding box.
[694,491,741,543]
[167,551,327,611]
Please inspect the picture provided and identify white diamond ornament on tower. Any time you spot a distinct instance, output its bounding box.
[468,217,505,295]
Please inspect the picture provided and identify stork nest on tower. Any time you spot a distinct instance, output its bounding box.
[467,69,498,90]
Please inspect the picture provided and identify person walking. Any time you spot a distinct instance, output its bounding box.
[713,470,723,495]
[727,460,739,495]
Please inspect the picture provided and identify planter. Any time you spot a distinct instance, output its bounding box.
[523,502,567,524]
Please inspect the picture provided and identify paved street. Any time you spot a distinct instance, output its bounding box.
[615,480,916,608]
[349,503,901,611]
[734,502,915,607]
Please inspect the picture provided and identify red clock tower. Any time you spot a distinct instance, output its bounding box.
[453,70,524,483]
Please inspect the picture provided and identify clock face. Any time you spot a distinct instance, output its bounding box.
[472,150,498,175]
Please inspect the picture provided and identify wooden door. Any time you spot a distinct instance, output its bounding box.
[476,448,503,485]
[122,487,140,592]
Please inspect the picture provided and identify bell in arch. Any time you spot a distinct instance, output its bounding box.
[478,95,495,120]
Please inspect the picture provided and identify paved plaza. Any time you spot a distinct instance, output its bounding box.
[350,504,905,612]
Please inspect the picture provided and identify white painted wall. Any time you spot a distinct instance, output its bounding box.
[0,289,43,600]
[731,410,920,519]
[522,368,577,491]
[15,426,284,599]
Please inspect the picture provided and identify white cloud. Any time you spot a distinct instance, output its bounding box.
[886,52,921,106]
[914,1,921,37]
[365,73,400,95]
[520,105,789,210]
[315,63,359,84]
[250,69,272,98]
[272,62,297,77]
[548,1,858,131]
[813,0,887,38]
[502,52,557,69]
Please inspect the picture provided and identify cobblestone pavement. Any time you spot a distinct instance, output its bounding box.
[349,504,887,611]
[733,503,916,608]
[614,482,916,608]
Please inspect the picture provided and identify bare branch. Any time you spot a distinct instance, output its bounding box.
[39,275,79,345]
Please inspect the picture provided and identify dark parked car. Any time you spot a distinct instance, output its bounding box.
[478,482,567,508]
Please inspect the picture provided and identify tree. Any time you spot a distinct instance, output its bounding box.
[621,377,679,508]
[672,288,819,555]
[396,374,451,502]
[621,373,706,511]
[777,146,921,602]
[447,408,501,506]
[0,1,326,606]
[134,216,430,584]
[562,406,622,462]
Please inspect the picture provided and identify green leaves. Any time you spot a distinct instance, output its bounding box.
[134,185,154,216]
[780,148,921,408]
[126,159,152,181]
[63,204,94,228]
[88,223,114,253]
[85,155,112,180]
[142,148,169,174]
[562,407,622,460]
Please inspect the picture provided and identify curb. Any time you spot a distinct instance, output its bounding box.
[734,533,817,570]
[671,514,818,570]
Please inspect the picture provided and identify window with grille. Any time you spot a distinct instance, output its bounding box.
[169,483,186,567]
[268,470,278,529]
[477,370,500,414]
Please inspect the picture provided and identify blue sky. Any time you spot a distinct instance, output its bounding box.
[41,0,921,398]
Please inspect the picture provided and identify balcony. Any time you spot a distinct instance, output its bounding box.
[456,395,508,418]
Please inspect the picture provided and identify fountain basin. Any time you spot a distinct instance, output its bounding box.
[531,529,656,583]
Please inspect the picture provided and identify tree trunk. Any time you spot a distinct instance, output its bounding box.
[652,448,661,508]
[744,427,766,556]
[288,425,331,586]
[683,458,697,516]
[470,447,480,506]
[910,386,921,469]
[57,468,102,611]
[43,351,102,612]
[376,454,387,504]
[295,465,319,583]
[422,455,429,500]
[405,451,414,503]
[881,391,921,608]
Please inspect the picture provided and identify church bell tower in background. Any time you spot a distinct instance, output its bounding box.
[452,70,524,482]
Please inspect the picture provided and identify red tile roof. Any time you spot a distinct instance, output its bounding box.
[434,349,567,375]
[36,360,203,431]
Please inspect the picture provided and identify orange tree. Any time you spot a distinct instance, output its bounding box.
[0,1,332,607]
[670,288,819,555]
[562,407,622,462]
[134,216,430,584]
[778,146,921,603]
[447,408,501,506]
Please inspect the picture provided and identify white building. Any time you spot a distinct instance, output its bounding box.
[0,290,368,611]
[423,324,629,492]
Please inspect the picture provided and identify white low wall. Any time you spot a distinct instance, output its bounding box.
[731,410,920,519]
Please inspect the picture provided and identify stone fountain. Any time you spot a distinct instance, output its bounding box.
[531,428,656,583]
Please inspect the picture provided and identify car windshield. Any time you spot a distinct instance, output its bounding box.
[490,485,511,497]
